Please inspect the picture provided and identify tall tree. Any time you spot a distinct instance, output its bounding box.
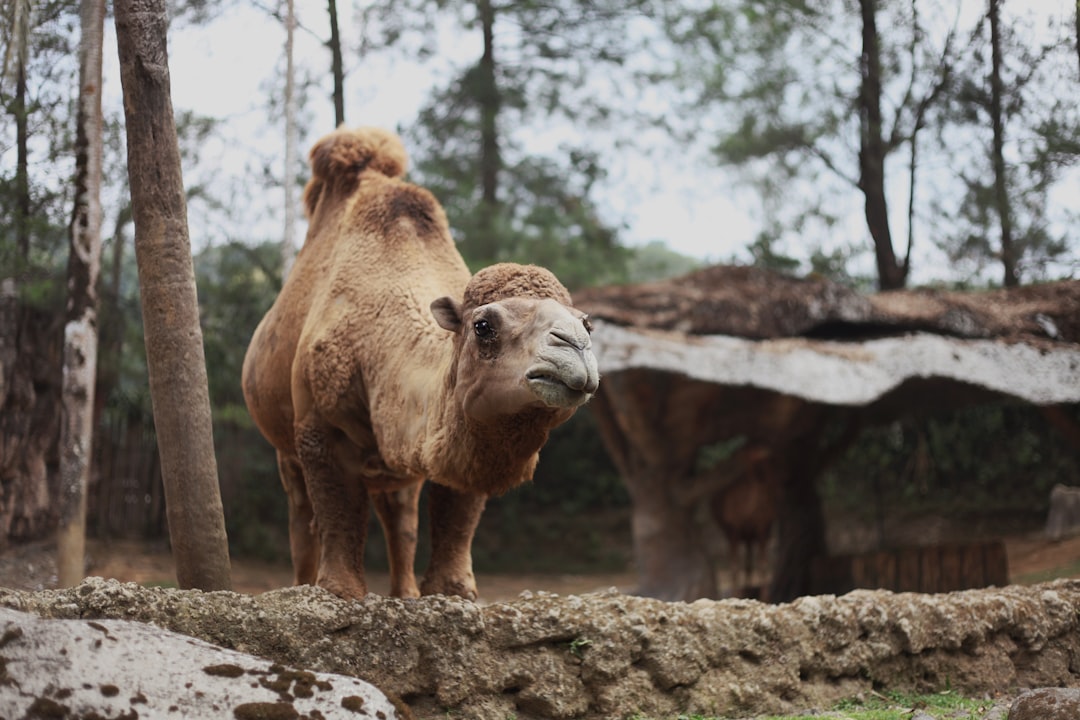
[327,0,344,125]
[664,0,955,288]
[3,0,32,262]
[282,0,298,278]
[1,0,80,549]
[56,0,106,587]
[381,0,643,285]
[114,0,231,591]
[987,0,1016,286]
[858,0,906,289]
[936,4,1078,284]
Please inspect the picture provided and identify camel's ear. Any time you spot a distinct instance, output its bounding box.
[431,296,463,332]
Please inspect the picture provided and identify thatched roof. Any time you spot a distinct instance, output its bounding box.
[575,267,1080,407]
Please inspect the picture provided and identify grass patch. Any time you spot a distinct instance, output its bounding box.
[636,689,998,719]
[1013,556,1080,585]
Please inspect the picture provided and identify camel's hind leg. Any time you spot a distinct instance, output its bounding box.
[421,483,486,600]
[278,452,319,587]
[371,484,422,598]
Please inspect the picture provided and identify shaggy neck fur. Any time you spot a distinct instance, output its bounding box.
[415,362,569,497]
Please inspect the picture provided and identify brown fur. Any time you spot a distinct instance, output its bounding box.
[242,127,598,600]
[710,445,779,598]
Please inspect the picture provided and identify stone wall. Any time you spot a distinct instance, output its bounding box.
[3,577,1080,719]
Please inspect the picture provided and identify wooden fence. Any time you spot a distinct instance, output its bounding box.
[810,540,1009,595]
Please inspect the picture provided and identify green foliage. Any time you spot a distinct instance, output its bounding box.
[407,82,632,290]
[629,689,993,719]
[663,0,1078,284]
[380,0,665,290]
[472,410,632,573]
[195,240,281,411]
[193,240,288,562]
[820,402,1080,527]
[624,241,703,283]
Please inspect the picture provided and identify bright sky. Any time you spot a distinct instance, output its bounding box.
[98,0,1077,281]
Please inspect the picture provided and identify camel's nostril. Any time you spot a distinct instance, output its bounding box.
[550,328,588,351]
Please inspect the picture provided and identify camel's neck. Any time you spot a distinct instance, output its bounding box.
[369,328,568,495]
[423,386,566,497]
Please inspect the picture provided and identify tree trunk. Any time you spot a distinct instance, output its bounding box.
[858,0,906,290]
[327,0,345,126]
[13,0,31,263]
[114,0,232,591]
[475,0,501,263]
[622,466,717,601]
[56,0,107,588]
[588,373,718,602]
[768,460,827,603]
[768,414,861,602]
[1,0,62,550]
[988,0,1017,287]
[283,0,298,279]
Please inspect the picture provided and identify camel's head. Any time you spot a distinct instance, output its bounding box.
[431,263,600,423]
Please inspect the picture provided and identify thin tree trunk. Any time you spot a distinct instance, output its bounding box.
[905,0,919,274]
[989,0,1017,287]
[327,0,344,126]
[13,0,31,263]
[283,0,298,279]
[858,0,906,290]
[476,0,500,263]
[56,0,107,588]
[114,0,231,591]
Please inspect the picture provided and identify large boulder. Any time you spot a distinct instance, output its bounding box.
[0,605,401,719]
[3,577,1080,718]
[1009,688,1080,720]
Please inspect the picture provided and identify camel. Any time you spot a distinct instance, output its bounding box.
[709,444,779,598]
[241,127,599,600]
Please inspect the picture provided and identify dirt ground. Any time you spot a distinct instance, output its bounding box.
[0,537,638,602]
[3,530,1080,601]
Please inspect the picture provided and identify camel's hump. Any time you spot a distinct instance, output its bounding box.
[308,126,408,183]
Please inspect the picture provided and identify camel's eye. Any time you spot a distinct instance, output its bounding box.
[582,315,594,334]
[474,319,496,340]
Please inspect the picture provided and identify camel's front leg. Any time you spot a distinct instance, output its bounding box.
[421,483,486,600]
[295,415,369,599]
[371,484,422,598]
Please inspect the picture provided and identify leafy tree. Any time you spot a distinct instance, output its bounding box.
[933,4,1079,284]
[194,240,288,561]
[364,0,655,288]
[663,0,957,288]
[1,0,80,547]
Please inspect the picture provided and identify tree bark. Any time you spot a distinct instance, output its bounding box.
[858,0,906,290]
[327,0,345,126]
[56,0,107,588]
[475,0,501,263]
[589,373,718,602]
[283,0,298,279]
[13,0,31,263]
[988,0,1017,287]
[114,0,232,591]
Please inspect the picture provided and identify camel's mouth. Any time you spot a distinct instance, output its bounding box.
[525,369,596,407]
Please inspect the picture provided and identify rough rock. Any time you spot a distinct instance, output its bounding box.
[589,321,1080,407]
[1008,687,1080,720]
[3,577,1080,719]
[0,605,400,719]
